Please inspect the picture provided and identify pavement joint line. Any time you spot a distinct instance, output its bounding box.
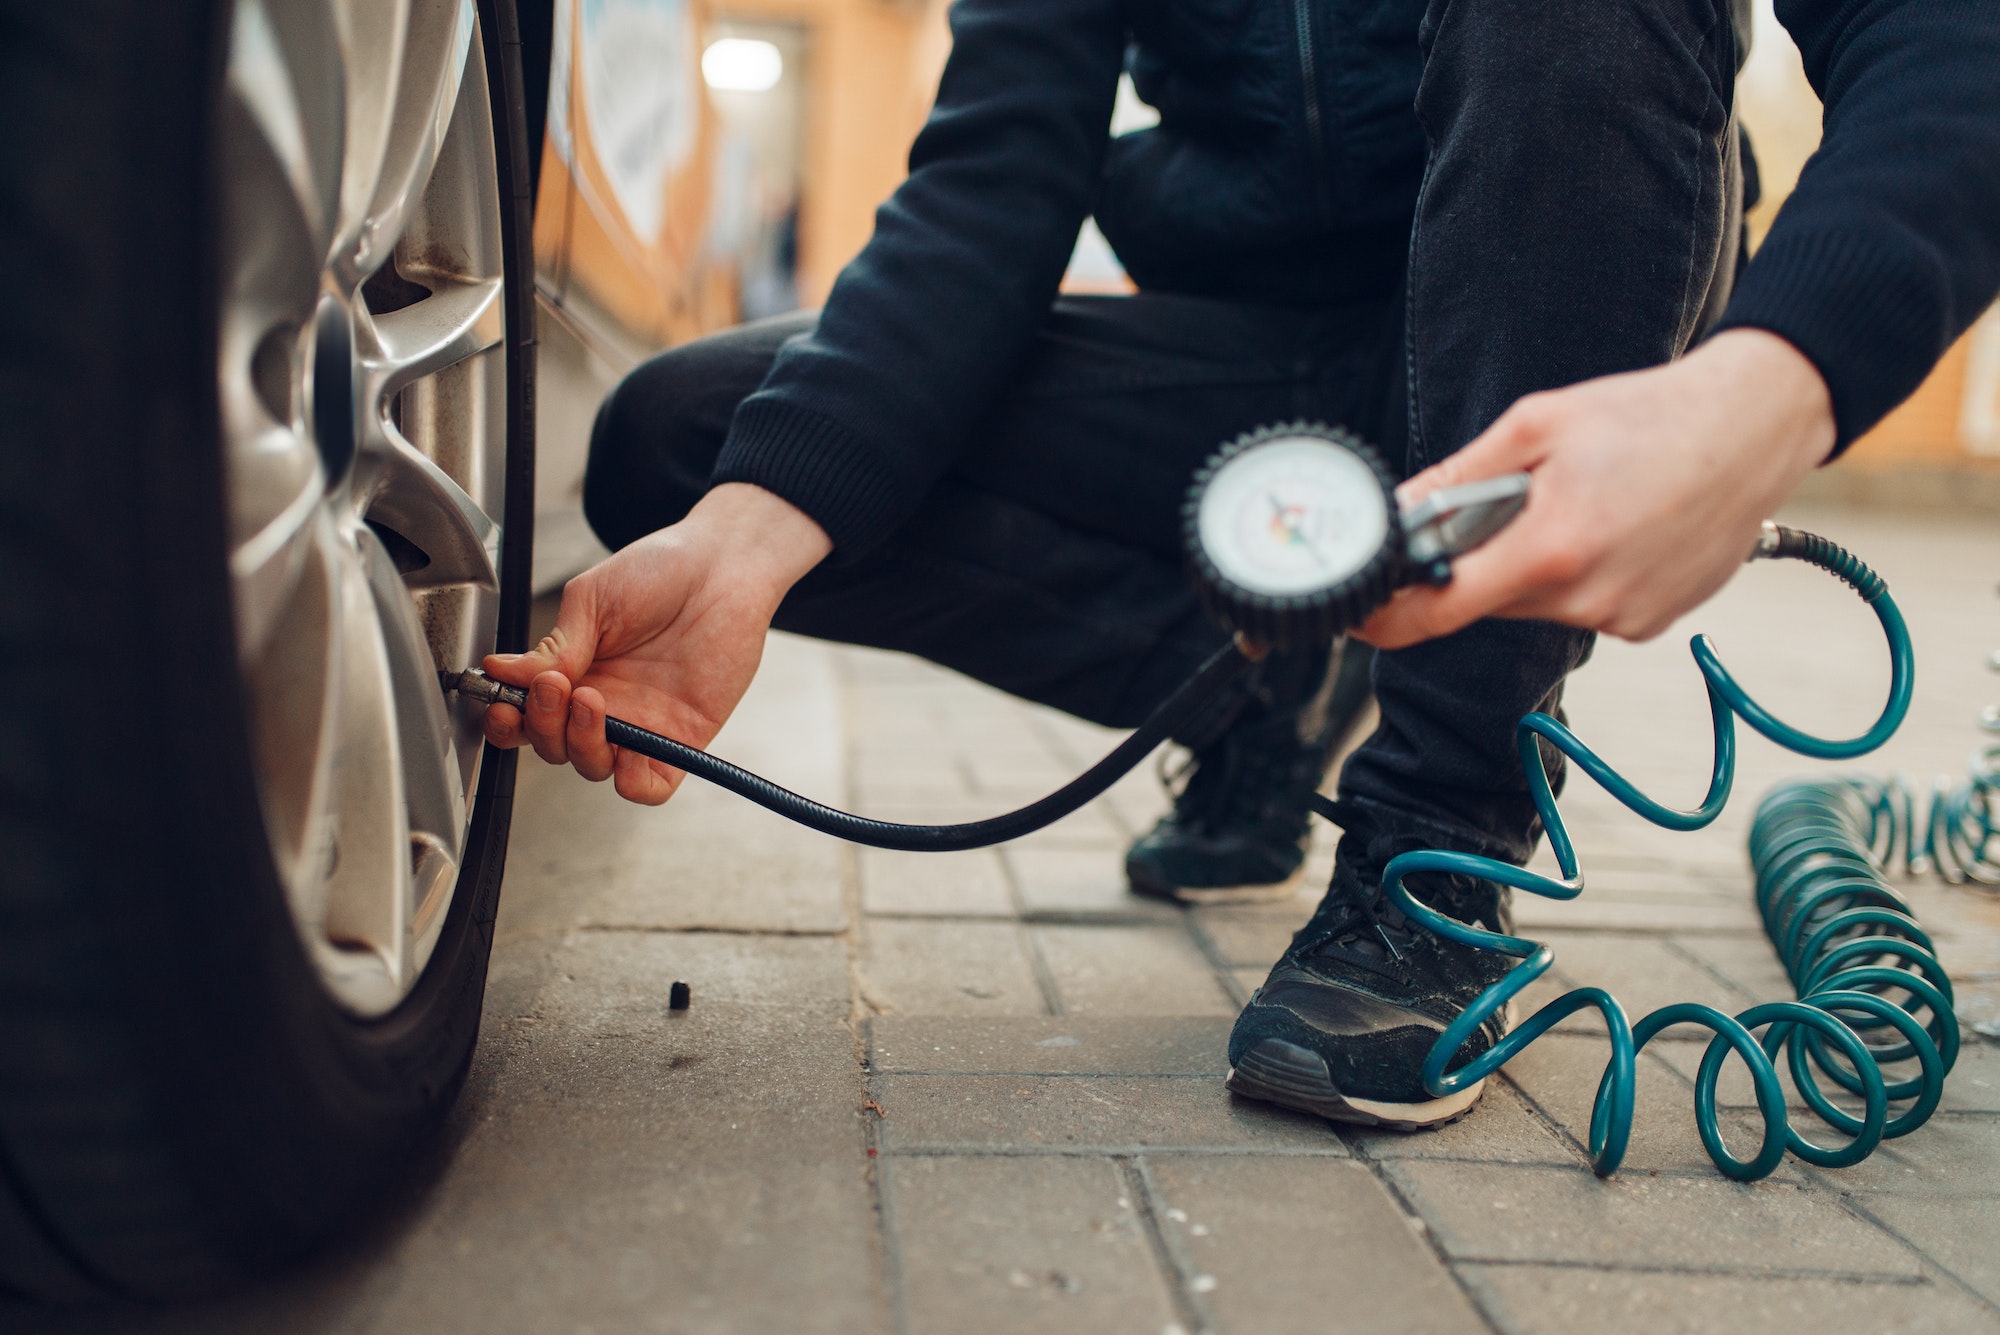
[839,659,915,1335]
[1832,1193,2000,1319]
[996,856,1068,1016]
[1339,1122,1507,1334]
[1497,1064,1611,1169]
[1490,1072,1593,1171]
[870,1144,1355,1159]
[572,922,847,938]
[871,1070,1224,1079]
[1019,709,1141,843]
[1511,924,1774,939]
[1449,1256,1930,1285]
[1180,910,1255,1010]
[864,908,1196,928]
[866,1110,915,1335]
[1660,934,1768,1003]
[1125,1155,1218,1335]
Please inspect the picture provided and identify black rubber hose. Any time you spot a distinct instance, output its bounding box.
[601,640,1255,851]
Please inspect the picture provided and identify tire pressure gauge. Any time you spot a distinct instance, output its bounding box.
[1183,422,1530,650]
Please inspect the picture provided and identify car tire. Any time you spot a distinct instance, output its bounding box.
[0,0,534,1301]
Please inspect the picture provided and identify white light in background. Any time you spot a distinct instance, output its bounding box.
[702,38,782,92]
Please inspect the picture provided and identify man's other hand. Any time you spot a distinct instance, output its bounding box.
[1358,328,1837,649]
[479,483,832,804]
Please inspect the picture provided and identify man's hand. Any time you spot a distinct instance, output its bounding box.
[480,483,832,804]
[1357,328,1837,649]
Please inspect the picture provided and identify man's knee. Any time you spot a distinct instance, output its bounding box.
[1420,0,1735,138]
[582,343,736,551]
[583,314,808,550]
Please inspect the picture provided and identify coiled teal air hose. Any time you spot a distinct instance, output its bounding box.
[1370,525,1952,1181]
[1828,756,2000,886]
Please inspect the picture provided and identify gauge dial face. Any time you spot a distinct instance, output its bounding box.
[1196,434,1391,598]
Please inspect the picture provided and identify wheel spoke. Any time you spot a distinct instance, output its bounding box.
[224,0,345,257]
[355,416,501,592]
[329,0,479,281]
[219,0,345,662]
[359,529,467,959]
[242,509,344,898]
[360,275,503,400]
[314,526,415,1011]
[228,425,323,661]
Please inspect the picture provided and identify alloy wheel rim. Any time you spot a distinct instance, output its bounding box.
[217,0,507,1017]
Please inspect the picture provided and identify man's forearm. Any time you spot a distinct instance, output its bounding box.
[1717,0,2000,449]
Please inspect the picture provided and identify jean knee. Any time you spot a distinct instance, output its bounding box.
[581,352,716,551]
[1421,0,1734,136]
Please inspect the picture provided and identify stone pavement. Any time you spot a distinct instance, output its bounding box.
[15,501,2000,1334]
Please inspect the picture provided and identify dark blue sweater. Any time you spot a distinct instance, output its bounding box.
[713,0,2000,560]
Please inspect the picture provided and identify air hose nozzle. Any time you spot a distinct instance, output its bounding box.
[441,668,527,710]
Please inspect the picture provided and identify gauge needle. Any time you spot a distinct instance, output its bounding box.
[1269,495,1329,567]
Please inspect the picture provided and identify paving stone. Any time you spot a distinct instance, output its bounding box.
[1856,1196,2000,1307]
[858,847,1016,916]
[1352,1081,1577,1167]
[1500,1032,1786,1175]
[500,636,846,935]
[883,1157,1178,1335]
[868,1016,1231,1075]
[78,932,888,1335]
[860,919,1049,1017]
[1668,933,1799,1005]
[1514,893,1762,933]
[1005,846,1182,921]
[1939,1040,2000,1113]
[962,745,1079,795]
[871,1074,1344,1154]
[1145,1156,1486,1335]
[500,750,851,938]
[1096,764,1173,840]
[1033,924,1237,1016]
[1457,1263,1993,1335]
[1187,902,1315,969]
[1645,1035,1813,1113]
[1822,1114,2000,1197]
[1006,802,1129,850]
[850,747,973,797]
[1950,982,2000,1042]
[1387,1159,1920,1276]
[1535,931,1759,1028]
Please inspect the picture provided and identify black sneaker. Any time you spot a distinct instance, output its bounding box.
[1225,812,1517,1130]
[1125,641,1372,905]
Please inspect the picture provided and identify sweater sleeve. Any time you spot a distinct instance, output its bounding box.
[708,0,1126,559]
[1712,0,2000,452]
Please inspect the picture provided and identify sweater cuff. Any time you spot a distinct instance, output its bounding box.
[711,397,910,561]
[1710,229,1947,456]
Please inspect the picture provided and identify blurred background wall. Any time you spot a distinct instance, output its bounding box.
[537,0,1998,560]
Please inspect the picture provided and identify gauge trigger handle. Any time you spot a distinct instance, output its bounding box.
[1400,473,1530,585]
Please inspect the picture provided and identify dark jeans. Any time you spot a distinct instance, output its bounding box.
[584,0,1742,867]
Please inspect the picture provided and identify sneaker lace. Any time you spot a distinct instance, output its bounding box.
[1309,871,1420,964]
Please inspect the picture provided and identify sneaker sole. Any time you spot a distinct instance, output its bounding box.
[1226,1038,1485,1132]
[1127,863,1309,907]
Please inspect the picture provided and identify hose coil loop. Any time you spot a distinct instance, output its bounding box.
[1836,759,2000,886]
[1359,527,1949,1180]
